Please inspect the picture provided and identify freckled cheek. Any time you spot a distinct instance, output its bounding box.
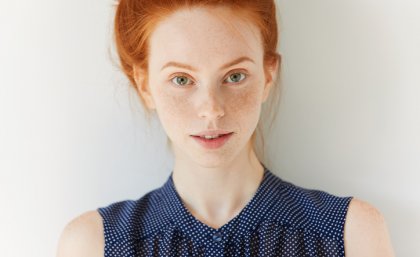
[153,86,262,128]
[225,89,262,136]
[155,92,192,123]
[228,88,262,117]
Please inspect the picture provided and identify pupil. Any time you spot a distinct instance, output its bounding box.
[177,77,187,85]
[231,74,240,82]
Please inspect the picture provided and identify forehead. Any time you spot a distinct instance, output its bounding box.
[148,6,263,69]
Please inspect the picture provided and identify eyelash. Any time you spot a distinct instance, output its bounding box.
[169,70,248,88]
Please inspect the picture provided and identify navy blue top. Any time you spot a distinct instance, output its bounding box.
[97,166,353,256]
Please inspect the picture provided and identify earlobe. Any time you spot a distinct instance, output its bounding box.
[133,66,156,110]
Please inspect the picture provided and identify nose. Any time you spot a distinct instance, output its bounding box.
[197,87,225,120]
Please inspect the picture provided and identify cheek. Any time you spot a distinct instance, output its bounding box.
[228,86,262,120]
[154,90,192,131]
[152,82,263,135]
[158,94,185,117]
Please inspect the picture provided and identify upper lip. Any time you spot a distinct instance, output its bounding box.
[191,130,233,137]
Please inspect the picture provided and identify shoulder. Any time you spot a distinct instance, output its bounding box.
[56,210,104,257]
[97,190,167,240]
[344,197,395,257]
[266,175,353,237]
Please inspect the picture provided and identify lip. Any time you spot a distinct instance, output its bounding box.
[191,130,233,137]
[190,132,234,149]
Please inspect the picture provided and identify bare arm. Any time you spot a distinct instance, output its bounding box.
[56,210,104,257]
[344,198,395,257]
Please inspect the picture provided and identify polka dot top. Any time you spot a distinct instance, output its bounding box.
[97,166,353,256]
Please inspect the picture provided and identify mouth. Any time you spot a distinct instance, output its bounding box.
[191,132,233,139]
[190,132,234,149]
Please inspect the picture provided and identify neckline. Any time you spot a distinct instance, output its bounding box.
[159,164,273,246]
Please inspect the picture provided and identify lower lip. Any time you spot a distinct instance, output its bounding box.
[191,133,233,149]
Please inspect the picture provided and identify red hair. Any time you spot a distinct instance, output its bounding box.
[113,0,282,163]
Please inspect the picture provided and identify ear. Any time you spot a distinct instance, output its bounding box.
[262,53,281,103]
[133,65,156,110]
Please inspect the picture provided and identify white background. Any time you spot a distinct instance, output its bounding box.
[0,0,419,256]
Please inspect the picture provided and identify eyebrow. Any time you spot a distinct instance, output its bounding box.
[160,56,255,72]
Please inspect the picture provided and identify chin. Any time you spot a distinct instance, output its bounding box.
[190,149,239,169]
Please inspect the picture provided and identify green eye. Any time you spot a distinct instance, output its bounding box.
[171,76,191,86]
[171,72,246,87]
[226,72,246,83]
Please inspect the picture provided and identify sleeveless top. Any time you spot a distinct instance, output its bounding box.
[97,166,353,257]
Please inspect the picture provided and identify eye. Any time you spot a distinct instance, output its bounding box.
[225,72,247,84]
[171,75,193,87]
[170,72,247,87]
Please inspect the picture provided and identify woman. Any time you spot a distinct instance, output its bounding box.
[57,0,395,256]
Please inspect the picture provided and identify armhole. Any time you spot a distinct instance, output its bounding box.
[97,207,108,256]
[342,196,354,257]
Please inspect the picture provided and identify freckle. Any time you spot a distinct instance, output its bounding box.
[231,88,260,114]
[168,94,190,114]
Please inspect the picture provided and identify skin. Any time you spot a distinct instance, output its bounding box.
[56,6,395,257]
[135,6,276,229]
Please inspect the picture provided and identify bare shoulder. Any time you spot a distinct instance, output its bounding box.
[344,197,395,257]
[56,210,104,257]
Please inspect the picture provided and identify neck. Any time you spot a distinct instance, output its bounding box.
[171,145,265,229]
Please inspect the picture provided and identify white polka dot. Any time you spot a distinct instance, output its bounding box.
[97,164,353,256]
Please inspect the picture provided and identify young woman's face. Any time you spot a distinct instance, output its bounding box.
[137,6,276,167]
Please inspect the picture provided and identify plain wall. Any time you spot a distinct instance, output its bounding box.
[0,0,418,256]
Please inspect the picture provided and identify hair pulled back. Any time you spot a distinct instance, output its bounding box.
[113,0,282,163]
